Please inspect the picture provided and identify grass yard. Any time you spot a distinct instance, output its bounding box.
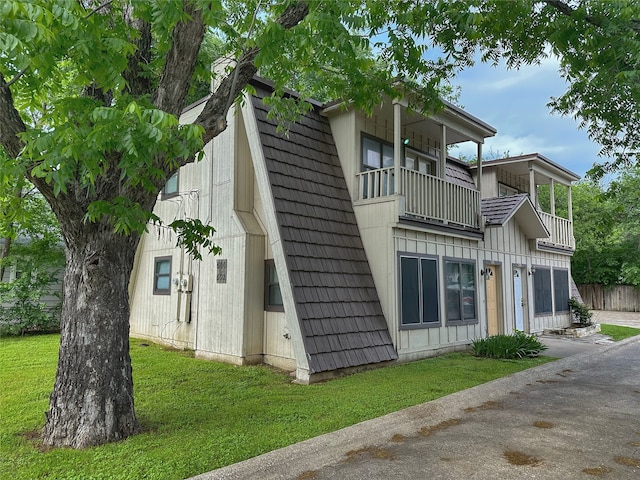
[600,323,640,342]
[1,334,553,480]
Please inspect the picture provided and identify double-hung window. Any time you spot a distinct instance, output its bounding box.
[399,254,440,328]
[445,259,477,324]
[153,256,172,295]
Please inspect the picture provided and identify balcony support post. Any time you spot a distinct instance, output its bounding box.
[549,178,556,244]
[439,124,447,180]
[528,163,536,208]
[477,142,483,229]
[393,100,401,196]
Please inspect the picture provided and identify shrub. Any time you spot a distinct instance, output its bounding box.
[568,297,593,326]
[472,331,548,359]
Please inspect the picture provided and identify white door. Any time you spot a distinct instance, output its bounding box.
[513,268,524,331]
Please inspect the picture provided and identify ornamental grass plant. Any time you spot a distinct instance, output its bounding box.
[472,331,548,359]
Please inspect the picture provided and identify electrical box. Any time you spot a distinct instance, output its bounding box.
[172,275,181,292]
[180,274,193,292]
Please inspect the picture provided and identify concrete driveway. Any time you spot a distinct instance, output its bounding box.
[193,321,640,480]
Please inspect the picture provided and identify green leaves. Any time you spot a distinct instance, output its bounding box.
[168,218,221,261]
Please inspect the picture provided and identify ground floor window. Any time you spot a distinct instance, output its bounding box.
[153,256,172,295]
[533,267,552,315]
[445,259,477,324]
[265,260,284,312]
[399,254,439,328]
[554,268,570,313]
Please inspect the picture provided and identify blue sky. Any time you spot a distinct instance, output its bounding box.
[450,56,608,180]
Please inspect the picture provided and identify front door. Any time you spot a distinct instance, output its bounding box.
[513,267,525,331]
[486,266,500,336]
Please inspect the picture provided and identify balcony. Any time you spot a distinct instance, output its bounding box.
[355,167,480,229]
[538,211,574,249]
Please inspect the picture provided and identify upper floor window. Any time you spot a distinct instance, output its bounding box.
[405,148,436,176]
[498,183,519,197]
[162,172,179,199]
[445,259,477,324]
[362,135,394,171]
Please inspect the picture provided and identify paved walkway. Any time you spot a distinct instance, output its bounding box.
[193,312,640,480]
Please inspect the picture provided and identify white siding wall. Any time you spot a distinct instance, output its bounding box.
[130,109,272,365]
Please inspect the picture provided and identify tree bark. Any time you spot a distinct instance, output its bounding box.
[0,0,313,449]
[42,221,141,448]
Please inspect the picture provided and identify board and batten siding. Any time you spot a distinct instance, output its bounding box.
[253,175,295,370]
[130,108,274,366]
[482,219,572,333]
[392,228,484,361]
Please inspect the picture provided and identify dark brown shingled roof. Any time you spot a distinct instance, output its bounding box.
[481,194,530,225]
[445,159,476,189]
[251,85,397,374]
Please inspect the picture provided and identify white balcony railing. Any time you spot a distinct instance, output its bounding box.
[355,167,480,229]
[539,211,574,249]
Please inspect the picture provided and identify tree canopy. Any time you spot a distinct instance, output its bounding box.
[2,0,640,449]
[571,169,640,286]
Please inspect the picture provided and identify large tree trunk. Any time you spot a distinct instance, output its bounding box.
[42,225,141,448]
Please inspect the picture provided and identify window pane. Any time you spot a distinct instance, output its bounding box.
[401,257,420,325]
[462,289,475,319]
[553,269,570,312]
[382,144,394,167]
[156,260,170,275]
[164,173,178,195]
[461,263,475,289]
[421,258,439,323]
[534,269,552,314]
[446,262,460,289]
[446,289,460,321]
[156,276,170,290]
[269,284,283,306]
[362,137,381,169]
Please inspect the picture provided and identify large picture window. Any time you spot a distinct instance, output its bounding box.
[445,259,477,324]
[553,268,570,313]
[153,256,172,295]
[399,254,439,328]
[533,267,552,315]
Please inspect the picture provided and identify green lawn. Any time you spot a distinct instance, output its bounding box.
[600,323,640,342]
[1,334,552,480]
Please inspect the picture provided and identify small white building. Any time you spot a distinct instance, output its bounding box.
[129,77,579,383]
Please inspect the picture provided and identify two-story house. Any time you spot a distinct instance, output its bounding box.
[129,77,579,383]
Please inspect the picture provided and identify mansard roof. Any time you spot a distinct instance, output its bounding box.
[251,82,397,374]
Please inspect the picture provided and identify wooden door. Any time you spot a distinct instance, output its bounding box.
[486,267,500,336]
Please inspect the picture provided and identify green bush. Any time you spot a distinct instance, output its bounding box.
[568,297,593,326]
[472,331,548,359]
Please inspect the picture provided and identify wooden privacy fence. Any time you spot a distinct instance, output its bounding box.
[577,284,640,312]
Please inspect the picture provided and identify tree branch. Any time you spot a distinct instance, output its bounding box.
[153,2,207,116]
[0,74,27,159]
[540,0,603,28]
[195,1,310,144]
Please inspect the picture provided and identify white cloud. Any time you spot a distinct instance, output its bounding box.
[449,53,606,178]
